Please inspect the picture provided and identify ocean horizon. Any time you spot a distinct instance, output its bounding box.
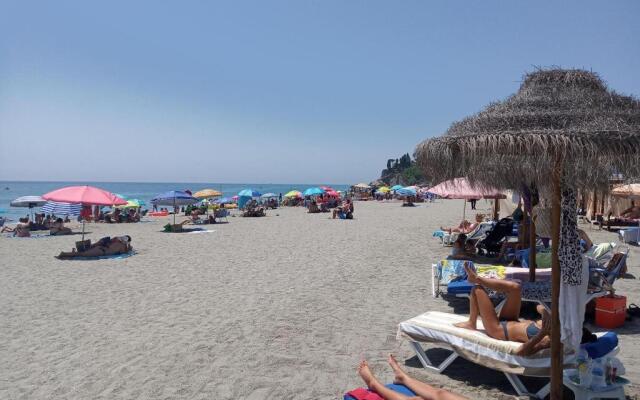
[0,181,352,221]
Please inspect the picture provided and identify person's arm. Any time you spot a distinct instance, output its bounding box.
[515,332,550,356]
[515,314,551,356]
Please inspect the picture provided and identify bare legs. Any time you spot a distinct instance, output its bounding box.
[357,357,467,400]
[388,355,467,400]
[454,265,522,339]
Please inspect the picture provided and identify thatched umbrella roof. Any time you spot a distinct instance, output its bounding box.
[416,69,640,191]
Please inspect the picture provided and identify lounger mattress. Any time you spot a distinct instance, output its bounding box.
[397,311,572,374]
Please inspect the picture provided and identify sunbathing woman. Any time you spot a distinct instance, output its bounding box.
[357,355,467,400]
[454,265,550,356]
[440,214,483,234]
[56,236,132,259]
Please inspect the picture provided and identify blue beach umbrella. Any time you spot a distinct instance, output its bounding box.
[391,185,404,191]
[396,187,417,196]
[303,187,324,196]
[260,193,277,199]
[151,190,199,224]
[214,197,232,204]
[238,189,261,197]
[41,201,82,216]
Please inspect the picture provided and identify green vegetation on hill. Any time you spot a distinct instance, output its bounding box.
[379,153,426,186]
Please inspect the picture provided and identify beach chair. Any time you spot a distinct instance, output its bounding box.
[619,227,640,244]
[397,311,620,399]
[214,208,229,223]
[588,246,629,293]
[431,260,472,297]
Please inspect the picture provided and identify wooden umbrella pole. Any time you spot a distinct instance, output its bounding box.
[528,217,536,282]
[462,199,467,222]
[550,162,563,400]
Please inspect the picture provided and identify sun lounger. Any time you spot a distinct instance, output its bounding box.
[619,227,640,244]
[397,311,619,398]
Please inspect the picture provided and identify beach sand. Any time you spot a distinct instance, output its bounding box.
[1,200,638,399]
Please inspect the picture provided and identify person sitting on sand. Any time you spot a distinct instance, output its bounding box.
[56,235,132,259]
[357,354,467,400]
[454,265,551,356]
[332,198,354,219]
[50,218,72,235]
[1,217,31,237]
[308,200,320,213]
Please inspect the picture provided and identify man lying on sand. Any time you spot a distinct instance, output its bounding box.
[454,265,551,356]
[56,236,132,259]
[357,354,467,400]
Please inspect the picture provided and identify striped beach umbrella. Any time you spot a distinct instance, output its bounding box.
[41,201,82,216]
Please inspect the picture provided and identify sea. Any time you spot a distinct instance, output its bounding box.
[0,181,350,221]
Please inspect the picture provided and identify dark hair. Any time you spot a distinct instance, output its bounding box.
[56,218,63,223]
[125,235,132,242]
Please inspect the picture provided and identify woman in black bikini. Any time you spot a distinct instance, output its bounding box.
[454,265,551,356]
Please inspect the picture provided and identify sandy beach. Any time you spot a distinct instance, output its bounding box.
[1,199,638,399]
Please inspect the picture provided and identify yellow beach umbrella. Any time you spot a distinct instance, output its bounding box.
[194,189,223,199]
[284,190,302,198]
[378,186,391,193]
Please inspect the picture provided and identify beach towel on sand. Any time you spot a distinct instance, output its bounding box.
[59,251,136,261]
[344,384,415,400]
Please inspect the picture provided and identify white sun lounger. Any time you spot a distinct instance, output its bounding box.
[397,311,579,399]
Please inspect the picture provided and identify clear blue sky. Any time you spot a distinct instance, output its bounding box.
[1,1,638,184]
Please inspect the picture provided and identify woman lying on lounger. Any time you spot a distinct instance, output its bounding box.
[56,236,132,259]
[357,354,467,400]
[440,214,483,234]
[454,265,550,356]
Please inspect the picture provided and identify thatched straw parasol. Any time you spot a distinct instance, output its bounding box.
[417,69,640,192]
[416,68,640,399]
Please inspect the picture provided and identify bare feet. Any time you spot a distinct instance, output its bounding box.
[454,320,476,331]
[388,354,408,384]
[357,360,376,388]
[464,264,479,284]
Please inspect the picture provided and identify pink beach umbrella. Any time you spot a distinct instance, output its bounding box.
[427,178,504,221]
[43,185,127,240]
[43,185,127,206]
[426,178,504,200]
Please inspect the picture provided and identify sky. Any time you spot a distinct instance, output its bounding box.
[1,1,639,184]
